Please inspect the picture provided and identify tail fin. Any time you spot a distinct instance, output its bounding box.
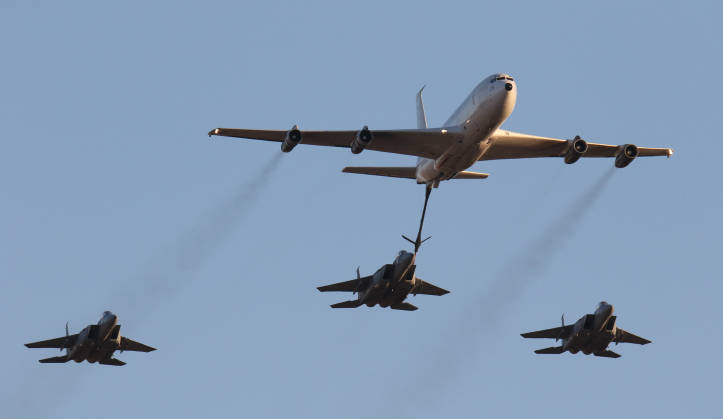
[416,86,428,129]
[39,356,69,364]
[330,300,363,309]
[534,346,565,354]
[64,322,70,357]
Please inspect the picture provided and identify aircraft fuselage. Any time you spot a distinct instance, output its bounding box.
[358,250,417,308]
[562,302,618,356]
[67,311,122,363]
[416,74,517,185]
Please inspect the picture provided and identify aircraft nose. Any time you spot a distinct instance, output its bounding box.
[505,82,513,91]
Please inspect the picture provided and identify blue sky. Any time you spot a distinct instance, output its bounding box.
[1,1,721,418]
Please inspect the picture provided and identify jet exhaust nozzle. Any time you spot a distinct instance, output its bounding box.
[351,126,373,154]
[564,136,588,164]
[281,125,302,152]
[614,144,638,168]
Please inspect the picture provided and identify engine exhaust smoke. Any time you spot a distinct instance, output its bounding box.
[6,152,284,419]
[374,168,616,418]
[119,151,285,318]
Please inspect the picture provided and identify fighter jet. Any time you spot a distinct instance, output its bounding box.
[521,302,651,358]
[317,188,448,311]
[25,311,155,366]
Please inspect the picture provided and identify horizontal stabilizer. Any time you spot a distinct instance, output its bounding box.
[38,356,69,364]
[330,300,363,309]
[390,302,418,311]
[452,171,489,179]
[98,358,126,366]
[343,166,417,179]
[343,167,489,180]
[534,346,565,355]
[595,350,621,359]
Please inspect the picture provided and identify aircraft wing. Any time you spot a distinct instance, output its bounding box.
[483,129,673,160]
[411,278,450,296]
[317,275,372,293]
[25,334,78,349]
[120,337,156,352]
[615,328,651,345]
[209,128,461,159]
[521,325,574,340]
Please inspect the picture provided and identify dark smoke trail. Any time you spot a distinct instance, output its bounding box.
[118,151,284,312]
[376,168,616,418]
[4,152,284,419]
[475,167,615,322]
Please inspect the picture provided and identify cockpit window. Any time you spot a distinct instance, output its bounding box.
[496,76,505,80]
[505,77,514,81]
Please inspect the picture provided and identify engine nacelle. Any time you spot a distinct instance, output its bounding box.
[350,126,373,154]
[564,136,588,164]
[280,125,302,152]
[615,144,638,168]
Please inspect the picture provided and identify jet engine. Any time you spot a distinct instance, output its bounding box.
[564,136,588,164]
[614,144,638,168]
[281,125,302,152]
[350,126,373,154]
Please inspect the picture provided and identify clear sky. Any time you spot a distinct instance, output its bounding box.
[1,1,721,418]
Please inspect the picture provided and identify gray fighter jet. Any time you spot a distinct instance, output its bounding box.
[521,302,650,358]
[25,311,155,366]
[318,187,449,311]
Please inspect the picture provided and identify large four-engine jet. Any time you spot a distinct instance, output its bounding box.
[521,302,651,358]
[317,188,448,311]
[209,74,673,188]
[25,311,155,366]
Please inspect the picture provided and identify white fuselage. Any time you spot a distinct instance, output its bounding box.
[416,74,517,185]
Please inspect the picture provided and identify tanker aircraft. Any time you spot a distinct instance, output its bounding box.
[317,188,448,310]
[521,301,651,358]
[209,74,673,188]
[25,311,155,366]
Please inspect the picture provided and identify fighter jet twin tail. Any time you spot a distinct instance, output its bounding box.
[206,73,669,358]
[27,73,668,365]
[25,311,154,366]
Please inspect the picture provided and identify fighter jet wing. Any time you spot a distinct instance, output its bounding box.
[411,278,450,296]
[521,325,574,340]
[615,328,651,345]
[209,128,461,159]
[317,275,372,293]
[25,334,78,349]
[120,337,156,352]
[482,129,673,160]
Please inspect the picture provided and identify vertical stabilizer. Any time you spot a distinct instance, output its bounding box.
[416,86,428,129]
